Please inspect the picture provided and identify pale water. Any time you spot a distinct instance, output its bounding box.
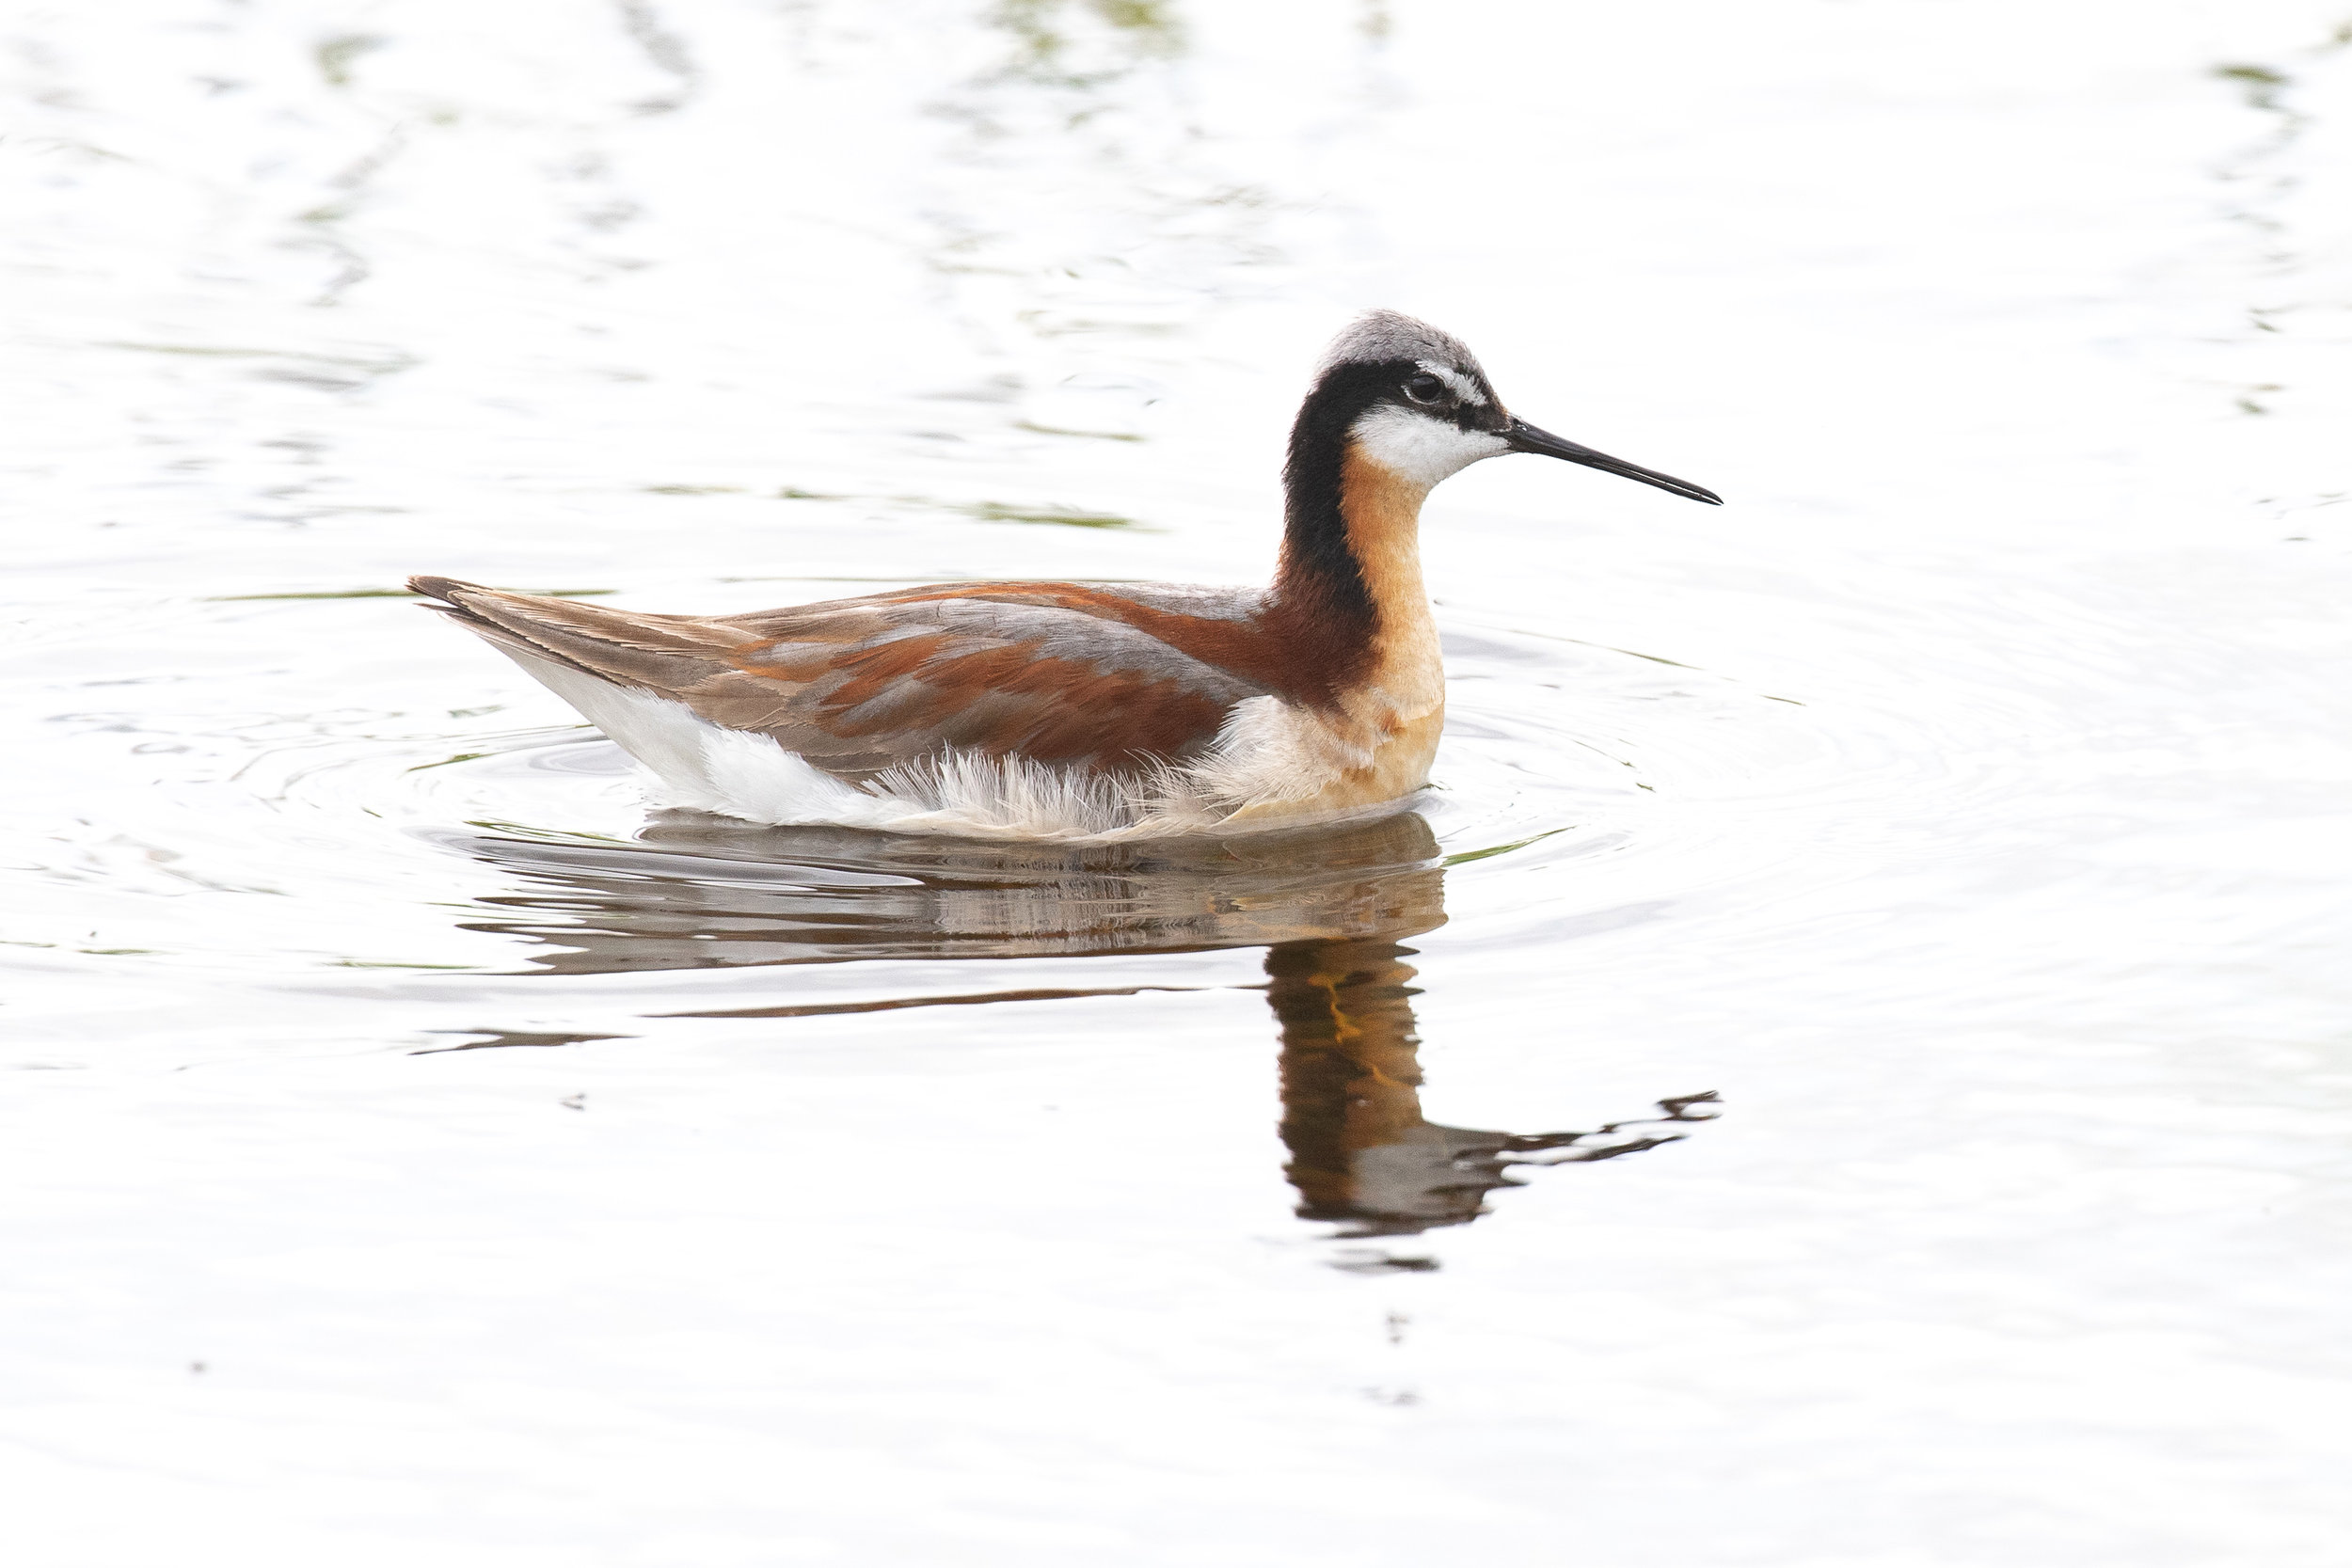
[5,2,2351,1563]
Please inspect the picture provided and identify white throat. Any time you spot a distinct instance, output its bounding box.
[1347,404,1510,489]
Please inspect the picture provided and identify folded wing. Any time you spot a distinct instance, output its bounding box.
[408,577,1270,780]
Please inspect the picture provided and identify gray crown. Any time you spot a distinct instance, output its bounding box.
[1317,309,1484,375]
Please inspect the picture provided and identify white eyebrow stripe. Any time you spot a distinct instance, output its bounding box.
[1420,360,1487,405]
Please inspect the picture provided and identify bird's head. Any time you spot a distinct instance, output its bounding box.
[1295,309,1721,505]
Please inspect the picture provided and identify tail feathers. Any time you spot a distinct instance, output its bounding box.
[407,576,759,694]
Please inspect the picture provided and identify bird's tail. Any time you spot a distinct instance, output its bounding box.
[405,576,758,692]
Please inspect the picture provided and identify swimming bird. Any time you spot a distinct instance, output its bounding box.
[411,310,1719,841]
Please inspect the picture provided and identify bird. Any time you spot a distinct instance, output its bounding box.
[410,310,1720,841]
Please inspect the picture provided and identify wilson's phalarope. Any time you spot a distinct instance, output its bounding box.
[412,310,1719,840]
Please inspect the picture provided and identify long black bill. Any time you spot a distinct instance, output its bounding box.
[1505,417,1723,505]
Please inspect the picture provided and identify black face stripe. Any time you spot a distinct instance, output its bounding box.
[1297,357,1507,435]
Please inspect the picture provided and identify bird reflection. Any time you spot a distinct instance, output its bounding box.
[431,807,1453,970]
[1268,938,1717,1235]
[438,800,1713,1238]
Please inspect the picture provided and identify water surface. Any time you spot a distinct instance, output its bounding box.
[5,2,2351,1563]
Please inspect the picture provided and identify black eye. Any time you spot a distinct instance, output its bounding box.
[1402,372,1445,404]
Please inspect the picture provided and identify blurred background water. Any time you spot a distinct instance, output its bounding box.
[4,1,2351,1562]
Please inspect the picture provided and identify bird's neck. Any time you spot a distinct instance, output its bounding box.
[1270,430,1438,705]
